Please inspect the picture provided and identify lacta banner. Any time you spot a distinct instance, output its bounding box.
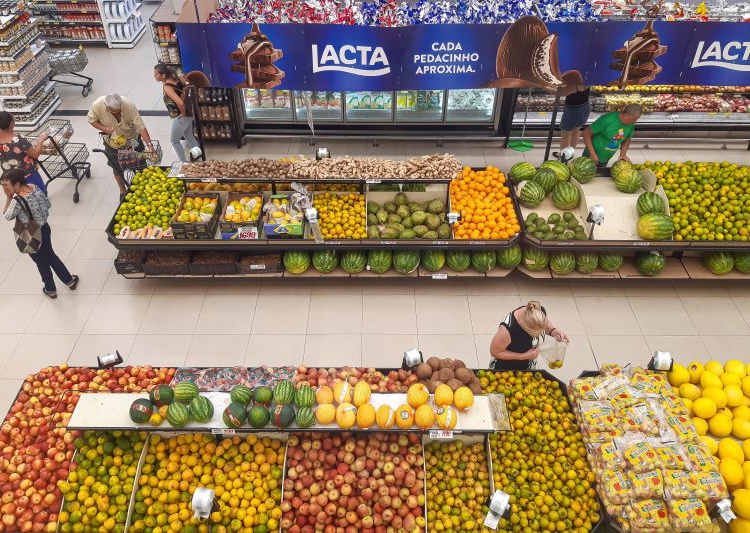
[176,18,750,91]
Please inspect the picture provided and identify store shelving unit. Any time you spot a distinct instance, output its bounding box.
[0,13,60,130]
[149,1,180,72]
[194,87,242,148]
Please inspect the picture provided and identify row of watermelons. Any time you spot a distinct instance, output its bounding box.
[284,246,527,275]
[129,382,214,428]
[703,252,750,275]
[510,158,595,211]
[521,247,673,277]
[223,380,316,430]
[635,190,674,241]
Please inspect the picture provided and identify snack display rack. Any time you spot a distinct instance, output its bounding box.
[149,0,181,72]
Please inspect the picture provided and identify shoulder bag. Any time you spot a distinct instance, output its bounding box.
[12,195,42,254]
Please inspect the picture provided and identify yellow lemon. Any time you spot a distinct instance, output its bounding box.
[692,417,709,436]
[688,361,704,384]
[693,397,717,419]
[726,360,747,377]
[706,361,725,376]
[700,372,723,389]
[726,385,745,407]
[730,517,750,533]
[667,363,690,387]
[719,438,746,463]
[744,441,750,461]
[723,373,742,387]
[701,435,718,455]
[734,405,750,421]
[702,386,728,409]
[683,397,694,416]
[735,419,750,440]
[744,461,750,478]
[679,383,702,402]
[709,413,733,438]
[721,458,745,487]
[733,488,750,519]
[743,376,750,397]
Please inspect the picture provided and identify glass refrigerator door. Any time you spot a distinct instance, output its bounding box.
[243,89,294,121]
[445,89,497,122]
[395,91,444,122]
[294,91,344,121]
[344,91,393,122]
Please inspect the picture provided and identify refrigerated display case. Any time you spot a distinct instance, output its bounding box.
[243,89,293,121]
[395,90,443,122]
[446,89,496,122]
[295,91,343,122]
[345,91,393,122]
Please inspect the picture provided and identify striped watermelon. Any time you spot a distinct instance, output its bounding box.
[522,247,549,272]
[341,251,367,274]
[471,251,496,273]
[636,192,666,217]
[551,182,580,210]
[569,157,596,184]
[166,402,189,428]
[223,402,246,428]
[533,168,558,194]
[284,251,311,274]
[446,251,471,272]
[540,160,570,182]
[549,251,575,275]
[149,385,173,407]
[610,160,633,180]
[312,250,338,273]
[296,407,316,428]
[272,404,295,428]
[575,252,599,274]
[518,180,545,209]
[248,406,270,428]
[189,396,214,423]
[703,252,734,275]
[615,169,643,194]
[636,251,666,277]
[368,250,392,274]
[509,162,536,184]
[295,385,316,408]
[497,244,522,269]
[252,386,273,407]
[637,213,674,241]
[734,253,750,274]
[129,399,153,424]
[599,253,623,272]
[174,382,199,404]
[230,385,253,406]
[421,250,445,272]
[393,250,420,274]
[273,380,296,405]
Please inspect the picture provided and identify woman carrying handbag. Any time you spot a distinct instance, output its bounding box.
[2,169,78,299]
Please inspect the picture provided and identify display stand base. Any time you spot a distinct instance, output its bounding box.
[680,257,750,279]
[551,270,620,279]
[518,266,552,279]
[618,257,689,279]
[484,267,517,278]
[418,266,487,278]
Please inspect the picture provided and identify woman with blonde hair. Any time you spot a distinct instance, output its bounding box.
[489,301,569,370]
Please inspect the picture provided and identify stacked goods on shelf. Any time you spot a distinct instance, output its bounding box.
[479,370,602,532]
[101,0,145,48]
[113,166,184,239]
[150,7,180,71]
[668,360,750,528]
[592,85,750,93]
[569,365,727,532]
[197,88,234,141]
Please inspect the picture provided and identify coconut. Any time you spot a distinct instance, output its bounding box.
[415,363,433,380]
[440,358,455,369]
[437,368,455,382]
[427,381,442,394]
[428,373,440,383]
[455,368,474,385]
[468,382,482,394]
[426,357,442,371]
[446,379,464,392]
[453,359,466,370]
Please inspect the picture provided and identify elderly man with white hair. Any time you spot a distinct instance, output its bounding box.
[87,93,154,199]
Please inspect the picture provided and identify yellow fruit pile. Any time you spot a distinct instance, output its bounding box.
[450,166,520,240]
[312,192,365,239]
[425,440,491,531]
[113,167,184,235]
[486,371,600,532]
[57,431,146,532]
[129,433,284,532]
[223,195,262,224]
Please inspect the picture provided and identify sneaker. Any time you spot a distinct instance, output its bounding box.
[67,275,79,291]
[43,288,57,299]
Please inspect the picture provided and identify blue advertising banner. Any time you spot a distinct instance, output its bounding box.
[176,18,750,90]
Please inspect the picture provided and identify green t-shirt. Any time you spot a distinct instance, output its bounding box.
[588,112,634,164]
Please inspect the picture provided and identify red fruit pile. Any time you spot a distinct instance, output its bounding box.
[280,432,426,533]
[293,366,416,393]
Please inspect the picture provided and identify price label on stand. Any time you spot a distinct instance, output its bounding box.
[248,264,266,270]
[211,428,235,436]
[237,226,259,239]
[431,273,448,280]
[366,179,381,184]
[429,430,454,439]
[380,240,397,245]
[200,177,217,183]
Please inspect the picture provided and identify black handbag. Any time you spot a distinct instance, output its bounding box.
[12,195,42,254]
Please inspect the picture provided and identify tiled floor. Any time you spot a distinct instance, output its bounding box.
[1,14,749,416]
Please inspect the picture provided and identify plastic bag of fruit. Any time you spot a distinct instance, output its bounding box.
[651,441,691,470]
[686,443,719,473]
[579,400,618,433]
[666,498,719,533]
[658,392,690,417]
[665,414,700,443]
[630,369,670,396]
[628,498,671,532]
[663,469,703,500]
[570,377,601,401]
[589,439,626,471]
[630,469,664,500]
[620,402,661,435]
[695,471,729,503]
[601,470,632,504]
[617,435,658,473]
[601,363,625,377]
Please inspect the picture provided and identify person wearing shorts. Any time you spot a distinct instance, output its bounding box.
[553,86,590,162]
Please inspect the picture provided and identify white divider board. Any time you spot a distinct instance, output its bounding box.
[68,392,506,432]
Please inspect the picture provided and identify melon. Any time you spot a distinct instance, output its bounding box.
[508,162,536,184]
[434,384,454,407]
[446,250,471,272]
[312,249,338,273]
[352,381,371,407]
[734,253,750,274]
[636,251,666,277]
[551,182,580,210]
[316,386,333,404]
[533,168,558,194]
[272,404,295,428]
[497,244,522,269]
[540,160,570,182]
[549,251,575,275]
[575,252,599,274]
[704,252,734,275]
[166,402,189,428]
[283,251,311,274]
[315,403,336,425]
[569,156,596,184]
[273,380,295,405]
[522,247,549,271]
[518,180,545,208]
[615,168,643,194]
[223,402,246,428]
[189,396,214,423]
[229,385,253,406]
[636,192,666,217]
[336,403,357,429]
[415,405,435,429]
[129,399,153,424]
[376,405,396,429]
[471,251,496,273]
[454,387,474,411]
[637,213,674,240]
[333,382,352,405]
[149,385,173,407]
[356,403,376,429]
[252,386,273,407]
[174,382,199,404]
[296,407,316,428]
[248,405,270,428]
[407,383,429,408]
[294,384,316,408]
[395,404,414,429]
[436,406,458,430]
[368,250,392,274]
[599,253,623,272]
[610,159,634,180]
[393,250,420,274]
[421,250,445,272]
[341,251,367,274]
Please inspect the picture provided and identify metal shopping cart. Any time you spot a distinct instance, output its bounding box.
[92,135,163,189]
[48,47,93,97]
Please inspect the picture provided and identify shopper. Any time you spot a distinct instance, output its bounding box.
[153,64,201,163]
[87,94,155,199]
[489,301,569,371]
[2,169,78,299]
[0,111,49,194]
[553,85,591,160]
[582,104,642,168]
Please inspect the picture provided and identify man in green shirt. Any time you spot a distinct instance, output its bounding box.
[582,104,642,167]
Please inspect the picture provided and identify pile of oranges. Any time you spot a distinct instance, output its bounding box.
[450,166,520,240]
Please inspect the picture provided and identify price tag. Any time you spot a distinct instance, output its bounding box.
[366,179,381,184]
[237,226,259,239]
[211,428,235,435]
[429,430,453,439]
[326,241,342,245]
[433,241,450,245]
[380,240,396,245]
[633,241,650,246]
[431,273,448,280]
[248,264,266,270]
[200,177,217,183]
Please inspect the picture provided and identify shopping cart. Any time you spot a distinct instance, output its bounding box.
[92,136,163,188]
[47,47,93,97]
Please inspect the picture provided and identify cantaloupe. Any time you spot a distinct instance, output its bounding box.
[333,382,352,405]
[352,381,371,407]
[336,403,357,429]
[356,403,376,429]
[395,404,414,429]
[316,403,336,425]
[376,405,395,429]
[415,405,435,429]
[407,383,429,409]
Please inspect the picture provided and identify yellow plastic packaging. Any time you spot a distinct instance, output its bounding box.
[630,470,664,499]
[618,437,658,473]
[579,400,617,433]
[663,469,703,500]
[686,443,719,473]
[667,498,718,533]
[696,471,729,503]
[601,470,632,504]
[628,498,671,532]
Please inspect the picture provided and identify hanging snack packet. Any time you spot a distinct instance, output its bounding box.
[628,498,671,532]
[618,436,658,473]
[695,471,729,503]
[630,470,664,500]
[601,470,632,504]
[667,498,718,532]
[663,469,702,500]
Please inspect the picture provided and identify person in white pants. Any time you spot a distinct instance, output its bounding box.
[153,64,201,162]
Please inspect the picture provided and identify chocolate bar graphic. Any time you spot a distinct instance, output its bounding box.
[607,21,667,87]
[230,22,285,89]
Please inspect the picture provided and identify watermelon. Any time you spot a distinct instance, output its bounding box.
[551,182,580,210]
[446,250,471,272]
[223,402,246,428]
[129,399,153,424]
[549,251,575,275]
[312,250,338,273]
[252,386,273,407]
[368,250,392,274]
[540,160,570,182]
[296,407,316,428]
[599,253,623,272]
[295,385,316,408]
[569,157,596,184]
[393,250,420,274]
[522,247,549,272]
[247,405,270,428]
[636,251,666,277]
[189,396,214,423]
[636,192,666,217]
[174,382,199,404]
[615,169,643,194]
[508,162,536,184]
[272,404,296,428]
[703,252,734,275]
[149,385,173,407]
[733,253,750,274]
[166,402,189,428]
[497,244,522,269]
[575,252,599,274]
[518,180,546,209]
[273,380,295,405]
[610,159,634,180]
[533,168,558,195]
[637,213,674,240]
[230,385,253,406]
[421,250,446,272]
[341,251,367,274]
[471,251,496,273]
[284,251,311,274]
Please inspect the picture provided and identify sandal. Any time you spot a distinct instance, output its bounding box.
[43,288,57,299]
[67,275,79,291]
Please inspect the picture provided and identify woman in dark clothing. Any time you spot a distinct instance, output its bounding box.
[0,111,48,194]
[489,301,569,370]
[153,64,200,162]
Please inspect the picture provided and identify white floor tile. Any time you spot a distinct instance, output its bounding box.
[27,295,98,335]
[246,334,305,367]
[128,335,191,367]
[2,334,77,379]
[0,334,22,377]
[0,296,43,333]
[139,295,205,334]
[186,335,249,367]
[83,294,152,334]
[195,295,257,334]
[68,334,136,366]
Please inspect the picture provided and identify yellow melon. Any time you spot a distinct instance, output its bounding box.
[453,386,474,411]
[333,382,352,405]
[734,418,750,440]
[336,403,357,429]
[353,381,371,407]
[415,405,435,429]
[315,403,336,425]
[434,384,454,407]
[356,403,376,429]
[736,489,750,520]
[407,383,429,409]
[435,406,458,430]
[316,385,333,405]
[376,404,395,429]
[395,404,414,429]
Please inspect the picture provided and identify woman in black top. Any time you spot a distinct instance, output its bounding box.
[489,301,569,370]
[153,64,200,163]
[554,71,591,160]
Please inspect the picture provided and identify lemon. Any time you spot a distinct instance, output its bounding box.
[735,419,750,440]
[709,413,733,437]
[723,373,742,387]
[688,361,705,384]
[735,406,750,421]
[727,360,747,377]
[706,360,725,376]
[667,363,690,387]
[693,397,718,419]
[719,438,746,463]
[701,372,723,389]
[683,397,694,416]
[744,441,750,461]
[746,364,750,377]
[727,385,745,407]
[721,458,745,486]
[692,417,709,436]
[701,435,719,455]
[703,386,728,408]
[730,517,750,533]
[743,376,750,397]
[733,488,750,519]
[744,461,750,477]
[679,383,702,402]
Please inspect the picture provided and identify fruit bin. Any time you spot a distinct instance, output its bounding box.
[219,191,264,239]
[365,187,453,241]
[263,193,305,239]
[170,192,223,240]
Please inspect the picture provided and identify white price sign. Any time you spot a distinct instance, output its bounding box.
[429,430,453,439]
[237,226,259,239]
[248,264,266,270]
[366,179,381,184]
[200,177,217,183]
[211,428,235,435]
[431,273,448,280]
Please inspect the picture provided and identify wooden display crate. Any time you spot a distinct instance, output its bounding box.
[114,250,145,275]
[170,192,222,239]
[219,192,263,239]
[143,251,191,275]
[189,251,238,275]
